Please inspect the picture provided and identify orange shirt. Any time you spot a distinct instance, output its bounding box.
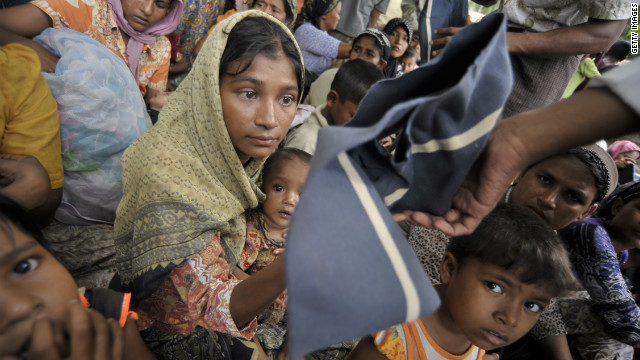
[32,0,171,96]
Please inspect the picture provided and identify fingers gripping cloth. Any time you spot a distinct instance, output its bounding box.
[285,13,513,359]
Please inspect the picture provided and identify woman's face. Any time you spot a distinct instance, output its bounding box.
[387,26,409,58]
[509,156,598,230]
[122,0,171,32]
[610,198,640,250]
[322,2,342,31]
[220,53,299,164]
[0,224,79,357]
[253,0,288,24]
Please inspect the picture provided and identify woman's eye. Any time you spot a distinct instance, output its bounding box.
[279,95,295,106]
[240,90,257,100]
[155,1,169,8]
[537,175,551,185]
[485,281,503,294]
[565,192,582,204]
[12,258,39,276]
[525,302,542,314]
[273,184,284,192]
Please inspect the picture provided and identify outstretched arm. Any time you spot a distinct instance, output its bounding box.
[399,85,639,236]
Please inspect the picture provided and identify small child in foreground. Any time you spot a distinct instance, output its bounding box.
[235,148,312,358]
[348,203,577,360]
[0,194,155,360]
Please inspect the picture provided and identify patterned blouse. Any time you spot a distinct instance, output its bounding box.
[555,217,640,345]
[135,211,287,338]
[32,0,171,96]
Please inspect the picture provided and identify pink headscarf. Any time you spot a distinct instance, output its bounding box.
[107,0,184,82]
[608,140,640,159]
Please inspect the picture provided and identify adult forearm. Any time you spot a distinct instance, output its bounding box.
[229,256,286,328]
[370,8,382,28]
[507,19,627,57]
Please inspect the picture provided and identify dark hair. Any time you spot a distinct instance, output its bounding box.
[605,40,631,63]
[220,16,304,98]
[401,46,417,60]
[0,194,53,254]
[595,181,640,220]
[447,203,576,297]
[352,29,391,64]
[301,0,340,28]
[330,59,384,105]
[262,148,312,187]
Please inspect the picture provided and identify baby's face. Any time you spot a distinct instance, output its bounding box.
[441,256,552,350]
[0,224,78,357]
[401,56,418,73]
[262,158,309,232]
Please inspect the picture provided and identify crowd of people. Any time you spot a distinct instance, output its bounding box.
[0,0,638,359]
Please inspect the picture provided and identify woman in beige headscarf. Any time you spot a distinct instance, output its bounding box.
[113,10,304,358]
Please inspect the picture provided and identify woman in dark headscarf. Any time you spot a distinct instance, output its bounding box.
[382,18,413,78]
[294,0,351,85]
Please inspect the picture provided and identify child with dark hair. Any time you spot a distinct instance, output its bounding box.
[382,17,412,78]
[0,194,156,359]
[237,148,311,358]
[400,46,418,73]
[304,27,390,107]
[285,59,384,154]
[348,203,576,360]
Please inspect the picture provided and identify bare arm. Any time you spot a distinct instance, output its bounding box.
[507,18,628,57]
[538,335,573,360]
[230,255,286,328]
[0,3,52,37]
[402,86,640,235]
[337,41,352,58]
[369,8,383,28]
[346,336,387,360]
[0,27,58,73]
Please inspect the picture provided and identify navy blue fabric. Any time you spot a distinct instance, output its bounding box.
[419,0,468,63]
[286,13,512,359]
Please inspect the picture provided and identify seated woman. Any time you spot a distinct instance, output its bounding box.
[608,140,640,185]
[0,0,183,109]
[382,17,412,78]
[294,0,351,83]
[112,11,303,359]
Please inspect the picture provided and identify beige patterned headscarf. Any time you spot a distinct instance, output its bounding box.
[114,10,303,296]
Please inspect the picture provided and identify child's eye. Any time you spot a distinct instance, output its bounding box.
[525,302,543,314]
[537,175,551,185]
[273,184,285,192]
[485,281,503,294]
[155,1,169,8]
[279,95,295,106]
[12,258,40,276]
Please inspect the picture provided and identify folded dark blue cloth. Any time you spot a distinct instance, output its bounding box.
[286,13,513,359]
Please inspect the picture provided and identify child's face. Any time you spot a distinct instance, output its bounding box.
[326,91,359,127]
[220,53,299,164]
[440,254,552,351]
[609,198,640,250]
[387,26,409,58]
[401,55,418,73]
[349,36,383,69]
[122,0,171,32]
[509,156,597,230]
[262,158,309,231]
[253,0,288,24]
[0,224,78,357]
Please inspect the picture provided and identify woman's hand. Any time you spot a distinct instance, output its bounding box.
[0,154,51,211]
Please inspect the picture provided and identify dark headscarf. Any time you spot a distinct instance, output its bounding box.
[596,181,640,220]
[383,17,413,48]
[354,28,392,63]
[301,0,340,28]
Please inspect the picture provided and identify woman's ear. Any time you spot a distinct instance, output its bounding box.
[439,252,458,285]
[378,60,387,70]
[611,197,625,217]
[578,203,598,220]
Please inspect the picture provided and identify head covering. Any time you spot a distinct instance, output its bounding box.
[286,13,512,359]
[596,181,640,220]
[107,0,184,81]
[608,140,640,160]
[578,143,618,202]
[383,17,413,48]
[354,28,392,62]
[301,0,339,26]
[113,10,303,302]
